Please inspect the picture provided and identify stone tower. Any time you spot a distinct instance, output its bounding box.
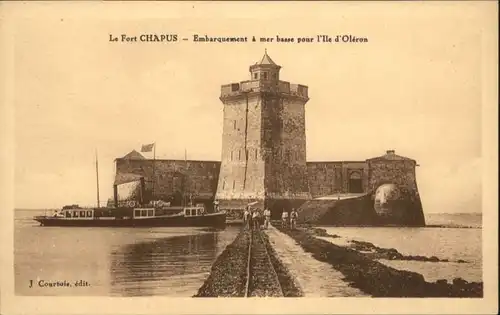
[216,51,311,217]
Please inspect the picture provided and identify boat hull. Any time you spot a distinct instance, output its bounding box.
[34,213,226,228]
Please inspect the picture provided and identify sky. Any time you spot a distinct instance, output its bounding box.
[6,2,492,212]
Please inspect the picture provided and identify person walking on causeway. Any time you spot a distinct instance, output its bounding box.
[290,208,298,230]
[263,208,271,229]
[252,210,260,230]
[243,207,250,229]
[281,210,289,229]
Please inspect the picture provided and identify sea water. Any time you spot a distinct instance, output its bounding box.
[322,213,482,282]
[14,209,239,296]
[14,210,483,296]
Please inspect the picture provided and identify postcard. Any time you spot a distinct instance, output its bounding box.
[0,1,498,314]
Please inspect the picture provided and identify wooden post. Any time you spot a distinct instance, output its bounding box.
[151,143,156,203]
[113,184,118,208]
[95,149,100,208]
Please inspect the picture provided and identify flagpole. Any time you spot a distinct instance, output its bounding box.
[95,149,100,208]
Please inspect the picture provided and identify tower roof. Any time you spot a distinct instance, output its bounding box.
[121,150,145,160]
[366,150,416,163]
[253,49,280,68]
[257,50,276,65]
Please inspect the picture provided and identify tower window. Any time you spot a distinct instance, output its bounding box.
[263,72,268,80]
[230,151,233,161]
[222,180,225,189]
[232,180,235,189]
[238,150,241,160]
[255,149,258,159]
[233,120,236,129]
[253,73,258,80]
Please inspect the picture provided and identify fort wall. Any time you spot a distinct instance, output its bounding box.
[306,161,368,197]
[114,150,425,225]
[367,160,418,192]
[115,158,220,208]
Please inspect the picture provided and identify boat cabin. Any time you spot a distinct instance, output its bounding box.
[184,207,206,217]
[63,209,94,219]
[133,208,155,218]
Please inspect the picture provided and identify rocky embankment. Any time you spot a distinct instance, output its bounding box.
[281,227,482,297]
[194,228,302,297]
[311,228,468,263]
[194,230,249,297]
[349,239,468,263]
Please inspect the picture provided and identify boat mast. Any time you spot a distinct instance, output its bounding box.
[95,149,100,208]
[152,142,156,204]
[184,148,187,207]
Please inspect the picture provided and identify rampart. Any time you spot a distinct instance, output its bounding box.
[115,152,220,209]
[114,148,424,226]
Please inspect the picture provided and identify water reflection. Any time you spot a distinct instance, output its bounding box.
[109,233,219,296]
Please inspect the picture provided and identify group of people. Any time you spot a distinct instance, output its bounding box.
[242,207,298,230]
[243,207,271,230]
[281,208,298,229]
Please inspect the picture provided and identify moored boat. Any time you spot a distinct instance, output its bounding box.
[34,145,226,228]
[34,205,226,228]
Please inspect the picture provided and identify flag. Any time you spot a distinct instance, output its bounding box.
[141,143,155,152]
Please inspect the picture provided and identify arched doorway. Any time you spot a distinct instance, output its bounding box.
[348,171,363,193]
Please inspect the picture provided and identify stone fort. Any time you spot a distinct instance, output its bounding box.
[114,52,425,226]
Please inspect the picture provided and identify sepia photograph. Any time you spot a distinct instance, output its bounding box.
[0,1,497,314]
